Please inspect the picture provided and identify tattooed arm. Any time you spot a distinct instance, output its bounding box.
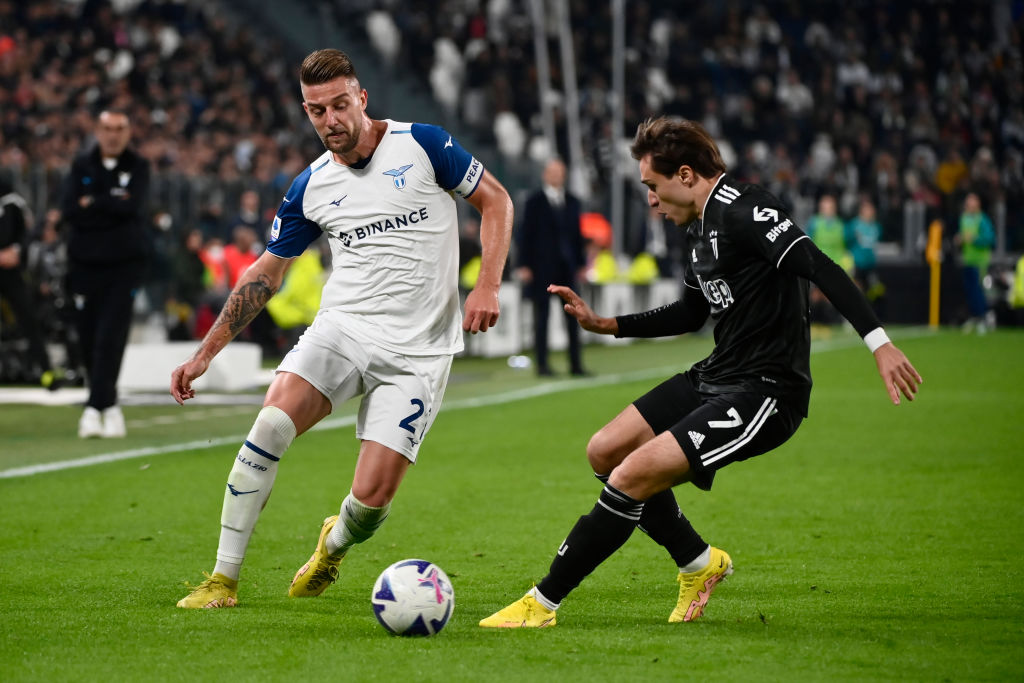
[171,251,293,404]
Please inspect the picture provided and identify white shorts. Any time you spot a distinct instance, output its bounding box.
[276,312,453,463]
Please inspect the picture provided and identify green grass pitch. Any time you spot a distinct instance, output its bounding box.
[1,328,1022,681]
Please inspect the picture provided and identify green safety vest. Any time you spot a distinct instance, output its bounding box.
[959,212,994,271]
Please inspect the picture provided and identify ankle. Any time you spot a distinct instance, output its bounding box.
[679,545,711,573]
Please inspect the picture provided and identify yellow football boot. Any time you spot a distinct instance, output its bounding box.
[177,572,238,609]
[288,515,343,597]
[669,546,733,623]
[479,592,557,628]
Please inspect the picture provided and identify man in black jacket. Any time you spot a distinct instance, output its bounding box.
[61,108,151,438]
[516,158,587,376]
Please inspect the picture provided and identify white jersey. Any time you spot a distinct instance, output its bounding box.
[267,120,484,355]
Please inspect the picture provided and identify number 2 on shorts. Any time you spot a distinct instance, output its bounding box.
[398,398,425,434]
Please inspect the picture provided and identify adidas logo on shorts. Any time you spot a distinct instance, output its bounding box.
[688,431,705,449]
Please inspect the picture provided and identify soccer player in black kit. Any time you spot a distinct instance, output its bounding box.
[481,117,922,628]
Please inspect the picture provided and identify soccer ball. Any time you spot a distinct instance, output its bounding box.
[371,559,455,636]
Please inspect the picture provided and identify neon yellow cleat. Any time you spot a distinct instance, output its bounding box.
[177,572,238,608]
[479,592,557,628]
[288,515,343,597]
[669,546,733,623]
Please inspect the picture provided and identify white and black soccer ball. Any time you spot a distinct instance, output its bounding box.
[371,559,455,636]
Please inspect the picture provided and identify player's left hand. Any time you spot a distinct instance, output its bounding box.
[548,284,617,334]
[463,287,500,334]
[874,342,922,405]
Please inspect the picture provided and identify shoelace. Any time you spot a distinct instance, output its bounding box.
[184,572,224,594]
[677,573,698,590]
[187,571,216,589]
[307,563,339,589]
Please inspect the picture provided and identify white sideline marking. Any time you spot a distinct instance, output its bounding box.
[0,366,672,480]
[0,330,932,480]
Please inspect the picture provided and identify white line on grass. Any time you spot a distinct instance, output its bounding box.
[0,330,932,480]
[0,366,671,480]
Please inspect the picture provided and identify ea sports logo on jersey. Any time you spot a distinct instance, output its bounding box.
[383,163,414,189]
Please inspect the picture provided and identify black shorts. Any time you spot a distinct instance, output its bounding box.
[633,371,803,491]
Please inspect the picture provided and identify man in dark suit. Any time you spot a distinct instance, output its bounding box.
[516,158,587,376]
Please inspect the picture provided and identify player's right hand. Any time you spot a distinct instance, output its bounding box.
[548,285,616,335]
[170,357,209,405]
[463,286,500,334]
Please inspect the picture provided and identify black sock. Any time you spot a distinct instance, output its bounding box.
[637,489,708,567]
[595,473,706,568]
[536,484,643,605]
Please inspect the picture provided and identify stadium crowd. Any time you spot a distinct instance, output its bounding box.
[338,0,1023,251]
[1,0,1022,384]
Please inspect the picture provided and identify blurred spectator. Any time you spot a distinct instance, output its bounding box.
[776,69,814,119]
[198,201,226,240]
[458,217,482,291]
[145,210,176,324]
[807,194,850,271]
[934,146,968,218]
[223,223,262,288]
[222,222,278,357]
[955,192,995,333]
[807,193,849,325]
[193,233,229,341]
[226,189,264,242]
[26,208,83,384]
[0,177,55,386]
[1012,254,1024,316]
[198,235,230,299]
[166,227,208,341]
[846,197,884,308]
[516,158,587,377]
[61,108,150,439]
[580,211,613,252]
[265,244,325,350]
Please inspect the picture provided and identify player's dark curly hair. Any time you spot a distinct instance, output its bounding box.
[630,117,727,179]
[300,49,358,86]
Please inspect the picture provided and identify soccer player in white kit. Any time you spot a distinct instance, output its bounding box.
[173,49,514,608]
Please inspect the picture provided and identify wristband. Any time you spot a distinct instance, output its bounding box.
[863,327,890,353]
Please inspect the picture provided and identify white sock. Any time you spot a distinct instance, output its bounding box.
[679,545,711,574]
[530,586,560,611]
[213,406,296,580]
[325,493,390,556]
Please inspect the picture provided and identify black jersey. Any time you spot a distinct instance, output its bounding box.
[61,146,151,270]
[684,174,812,415]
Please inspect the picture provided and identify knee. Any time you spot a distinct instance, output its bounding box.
[350,481,399,508]
[607,463,645,499]
[586,428,621,475]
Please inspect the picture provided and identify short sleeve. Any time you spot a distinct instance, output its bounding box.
[410,123,484,198]
[266,165,323,258]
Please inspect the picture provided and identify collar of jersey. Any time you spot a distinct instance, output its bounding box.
[699,173,727,236]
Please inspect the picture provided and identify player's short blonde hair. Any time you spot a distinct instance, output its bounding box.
[300,49,358,86]
[631,117,726,179]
